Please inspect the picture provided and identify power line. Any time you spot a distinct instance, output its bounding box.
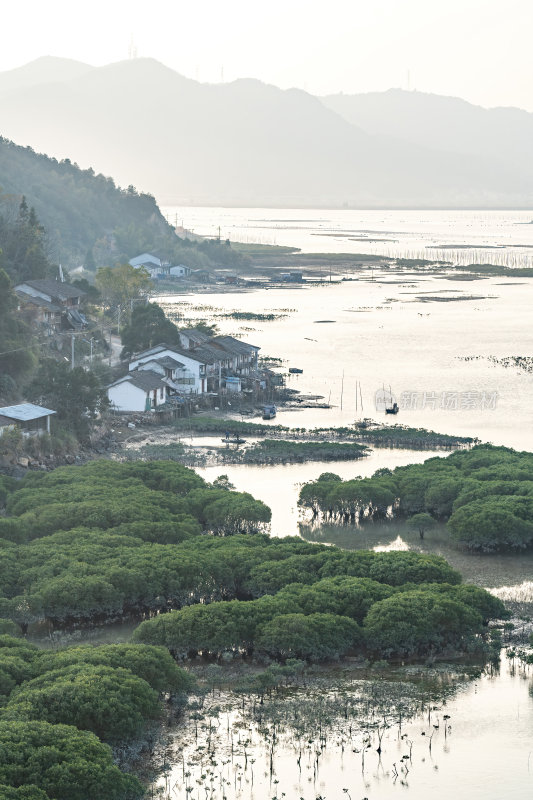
[0,344,38,357]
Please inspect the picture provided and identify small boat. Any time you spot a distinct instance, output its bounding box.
[221,436,247,444]
[382,384,399,415]
[262,404,277,420]
[288,367,303,374]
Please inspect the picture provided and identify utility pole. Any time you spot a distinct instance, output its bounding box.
[83,337,94,364]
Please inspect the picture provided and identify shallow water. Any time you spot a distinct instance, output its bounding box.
[152,211,533,798]
[153,658,533,800]
[157,271,533,450]
[301,520,533,596]
[163,206,533,268]
[197,450,444,539]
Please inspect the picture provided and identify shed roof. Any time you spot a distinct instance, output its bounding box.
[0,403,56,421]
[125,370,167,392]
[129,253,161,268]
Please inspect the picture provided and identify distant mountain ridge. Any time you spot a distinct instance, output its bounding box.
[322,88,533,179]
[0,56,94,93]
[0,57,532,208]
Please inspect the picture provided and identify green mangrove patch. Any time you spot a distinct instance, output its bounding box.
[299,444,533,552]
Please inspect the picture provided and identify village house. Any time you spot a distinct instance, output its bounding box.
[177,328,211,350]
[107,344,210,411]
[169,264,192,278]
[107,332,263,412]
[128,344,212,394]
[0,403,56,437]
[129,253,169,279]
[129,254,192,281]
[15,279,87,332]
[107,369,170,412]
[177,330,260,389]
[208,336,260,376]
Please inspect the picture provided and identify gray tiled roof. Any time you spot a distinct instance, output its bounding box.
[15,292,61,312]
[145,344,211,365]
[180,328,211,342]
[16,279,85,300]
[210,335,260,355]
[123,370,166,392]
[187,345,222,365]
[155,356,185,369]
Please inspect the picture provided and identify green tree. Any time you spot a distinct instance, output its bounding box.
[95,263,151,310]
[0,197,51,282]
[6,664,160,743]
[27,359,108,439]
[0,720,143,800]
[256,613,361,661]
[120,302,180,358]
[408,512,437,540]
[33,643,194,694]
[0,269,37,397]
[364,590,482,657]
[84,248,96,272]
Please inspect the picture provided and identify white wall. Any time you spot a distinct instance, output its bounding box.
[130,349,206,393]
[108,381,149,412]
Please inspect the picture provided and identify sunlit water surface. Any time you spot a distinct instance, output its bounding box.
[150,210,533,798]
[157,273,533,450]
[154,659,533,800]
[163,206,533,267]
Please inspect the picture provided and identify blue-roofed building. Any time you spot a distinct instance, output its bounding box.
[0,403,56,436]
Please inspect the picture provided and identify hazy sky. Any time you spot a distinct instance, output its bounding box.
[4,0,533,110]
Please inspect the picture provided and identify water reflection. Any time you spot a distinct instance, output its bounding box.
[197,450,444,539]
[300,519,533,592]
[152,657,533,800]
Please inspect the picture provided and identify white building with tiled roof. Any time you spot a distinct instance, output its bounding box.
[107,370,170,412]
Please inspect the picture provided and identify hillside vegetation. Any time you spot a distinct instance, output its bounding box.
[0,136,250,270]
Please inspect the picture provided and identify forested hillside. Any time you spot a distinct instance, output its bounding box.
[0,136,249,270]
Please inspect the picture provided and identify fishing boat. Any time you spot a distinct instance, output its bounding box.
[262,404,277,420]
[221,435,247,444]
[289,367,303,374]
[383,385,399,415]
